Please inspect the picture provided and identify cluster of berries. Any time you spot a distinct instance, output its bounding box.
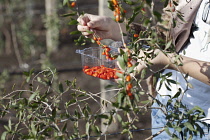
[93,35,116,60]
[93,32,134,99]
[125,74,134,99]
[111,0,125,22]
[87,16,135,99]
[83,65,122,80]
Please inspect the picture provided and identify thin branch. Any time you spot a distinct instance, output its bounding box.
[145,127,165,140]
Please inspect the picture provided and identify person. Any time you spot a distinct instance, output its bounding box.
[77,0,210,139]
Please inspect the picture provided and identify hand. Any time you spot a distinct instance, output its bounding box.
[77,14,126,41]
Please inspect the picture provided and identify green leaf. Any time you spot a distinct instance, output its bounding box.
[141,68,147,79]
[8,119,12,130]
[29,92,38,102]
[91,125,100,134]
[85,122,90,135]
[1,132,8,140]
[70,31,81,35]
[60,12,77,17]
[117,92,124,106]
[116,72,124,78]
[164,127,171,136]
[174,126,182,132]
[59,83,64,93]
[121,129,129,134]
[63,0,69,6]
[117,114,122,122]
[141,100,150,104]
[165,40,172,50]
[52,107,56,119]
[191,106,204,113]
[153,11,162,21]
[184,122,195,131]
[97,114,109,119]
[68,19,78,25]
[172,88,181,99]
[123,0,135,5]
[117,55,126,70]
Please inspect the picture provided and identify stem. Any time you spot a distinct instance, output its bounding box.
[145,127,165,140]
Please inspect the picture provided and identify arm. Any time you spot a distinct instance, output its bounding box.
[136,50,210,86]
[170,56,210,85]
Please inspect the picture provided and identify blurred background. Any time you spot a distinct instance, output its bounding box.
[0,0,160,139]
[0,0,99,88]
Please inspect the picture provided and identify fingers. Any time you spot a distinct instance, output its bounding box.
[77,24,91,36]
[77,14,99,38]
[77,14,90,26]
[77,13,113,40]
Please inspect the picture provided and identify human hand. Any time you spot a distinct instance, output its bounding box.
[77,14,126,41]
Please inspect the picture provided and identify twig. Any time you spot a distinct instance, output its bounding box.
[2,90,35,100]
[145,127,165,140]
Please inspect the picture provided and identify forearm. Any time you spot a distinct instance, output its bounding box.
[169,56,210,85]
[137,50,210,86]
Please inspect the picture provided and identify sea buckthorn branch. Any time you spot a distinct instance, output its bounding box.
[108,0,126,22]
[107,0,157,103]
[60,0,208,139]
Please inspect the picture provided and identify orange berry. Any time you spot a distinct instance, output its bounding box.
[70,1,76,8]
[127,61,133,67]
[105,47,111,52]
[114,75,119,79]
[126,75,131,82]
[106,56,111,60]
[133,34,139,38]
[102,45,108,48]
[93,36,97,41]
[102,51,106,55]
[115,14,120,22]
[83,66,89,69]
[115,7,120,14]
[113,11,117,16]
[96,40,101,45]
[126,83,132,91]
[112,0,118,5]
[105,51,109,56]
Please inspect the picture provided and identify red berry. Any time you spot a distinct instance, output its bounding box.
[133,34,139,38]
